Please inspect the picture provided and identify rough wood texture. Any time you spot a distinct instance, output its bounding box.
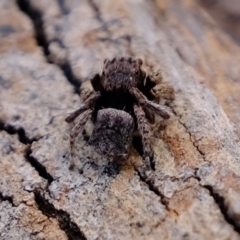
[0,0,240,239]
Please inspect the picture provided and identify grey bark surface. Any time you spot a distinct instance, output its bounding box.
[0,0,240,239]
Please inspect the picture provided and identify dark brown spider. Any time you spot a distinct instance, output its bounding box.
[65,57,174,170]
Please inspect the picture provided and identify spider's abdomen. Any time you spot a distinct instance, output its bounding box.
[88,108,134,157]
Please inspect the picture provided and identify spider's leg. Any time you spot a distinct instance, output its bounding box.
[69,109,93,170]
[142,106,155,124]
[65,91,100,123]
[133,104,154,170]
[81,88,94,101]
[130,87,171,119]
[145,100,170,119]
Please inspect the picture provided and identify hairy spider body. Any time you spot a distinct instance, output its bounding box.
[66,57,174,169]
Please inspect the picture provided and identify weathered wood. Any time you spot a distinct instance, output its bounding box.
[0,0,240,239]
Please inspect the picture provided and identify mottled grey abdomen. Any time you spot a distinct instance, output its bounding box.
[88,108,134,157]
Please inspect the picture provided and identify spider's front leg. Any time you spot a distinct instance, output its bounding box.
[133,104,154,170]
[65,87,100,169]
[65,72,102,124]
[65,90,100,123]
[130,87,171,119]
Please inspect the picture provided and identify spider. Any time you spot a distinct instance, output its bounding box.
[65,57,174,170]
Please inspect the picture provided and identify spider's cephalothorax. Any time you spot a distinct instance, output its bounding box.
[100,58,144,91]
[65,57,174,170]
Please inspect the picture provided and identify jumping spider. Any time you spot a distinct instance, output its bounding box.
[65,57,174,170]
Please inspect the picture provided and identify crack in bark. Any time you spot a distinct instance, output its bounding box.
[203,185,240,234]
[169,108,240,232]
[16,0,81,94]
[137,166,240,234]
[87,0,133,55]
[0,120,53,185]
[1,124,87,239]
[170,106,207,162]
[179,119,209,163]
[0,192,14,206]
[34,192,87,240]
[60,61,81,94]
[0,119,37,145]
[135,168,169,209]
[24,145,54,184]
[16,0,49,56]
[88,0,105,27]
[179,120,206,157]
[57,0,70,15]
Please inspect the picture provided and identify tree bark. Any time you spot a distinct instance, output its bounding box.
[0,0,240,239]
